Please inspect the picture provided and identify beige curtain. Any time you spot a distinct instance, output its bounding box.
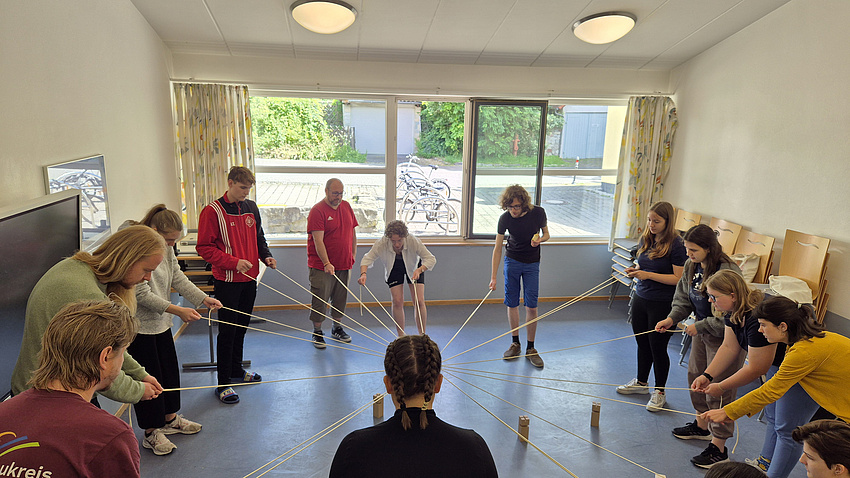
[173,83,254,228]
[609,96,678,246]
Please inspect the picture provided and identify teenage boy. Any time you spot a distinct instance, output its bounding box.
[197,166,276,404]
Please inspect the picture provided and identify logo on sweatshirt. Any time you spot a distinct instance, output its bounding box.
[0,431,54,477]
[0,432,40,459]
[245,215,255,228]
[327,216,334,221]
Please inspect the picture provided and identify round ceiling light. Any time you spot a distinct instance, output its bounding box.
[572,12,637,44]
[291,0,357,35]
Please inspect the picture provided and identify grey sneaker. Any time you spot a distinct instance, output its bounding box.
[617,378,650,395]
[161,414,202,435]
[143,429,176,455]
[332,326,351,343]
[503,342,521,360]
[526,348,544,368]
[645,390,666,412]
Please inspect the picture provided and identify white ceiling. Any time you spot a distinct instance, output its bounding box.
[130,0,792,70]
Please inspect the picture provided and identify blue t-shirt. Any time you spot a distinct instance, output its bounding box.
[633,235,687,302]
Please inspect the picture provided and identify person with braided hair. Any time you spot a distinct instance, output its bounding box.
[329,335,498,477]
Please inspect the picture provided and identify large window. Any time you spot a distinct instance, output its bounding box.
[249,94,624,241]
[251,96,388,239]
[467,101,624,239]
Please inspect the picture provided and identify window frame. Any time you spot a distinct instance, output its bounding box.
[248,89,626,244]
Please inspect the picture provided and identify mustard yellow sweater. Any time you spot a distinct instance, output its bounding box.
[724,331,850,422]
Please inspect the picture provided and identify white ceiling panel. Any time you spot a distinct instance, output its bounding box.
[205,0,292,44]
[130,0,794,70]
[130,0,223,43]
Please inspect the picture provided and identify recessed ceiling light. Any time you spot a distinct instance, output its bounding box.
[291,0,357,35]
[573,12,637,44]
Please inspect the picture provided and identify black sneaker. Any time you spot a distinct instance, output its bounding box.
[332,326,351,343]
[312,331,327,349]
[691,443,729,469]
[672,421,712,441]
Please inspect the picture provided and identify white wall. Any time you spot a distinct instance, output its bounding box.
[0,0,178,224]
[667,0,850,318]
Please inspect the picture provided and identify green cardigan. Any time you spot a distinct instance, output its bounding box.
[11,258,148,403]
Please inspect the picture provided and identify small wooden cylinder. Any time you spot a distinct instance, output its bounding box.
[373,394,384,418]
[518,415,530,440]
[591,402,601,427]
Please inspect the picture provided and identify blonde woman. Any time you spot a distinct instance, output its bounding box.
[11,225,166,404]
[121,205,222,455]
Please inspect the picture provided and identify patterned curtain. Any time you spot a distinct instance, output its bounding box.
[173,83,254,228]
[609,96,678,246]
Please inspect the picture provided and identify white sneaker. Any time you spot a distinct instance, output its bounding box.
[646,390,666,412]
[161,414,202,435]
[616,378,650,395]
[143,429,177,455]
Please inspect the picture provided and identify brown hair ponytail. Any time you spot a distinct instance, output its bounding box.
[383,334,442,431]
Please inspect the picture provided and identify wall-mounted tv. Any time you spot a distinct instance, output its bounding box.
[0,189,82,397]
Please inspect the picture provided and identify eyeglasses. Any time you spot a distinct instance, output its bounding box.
[329,191,344,197]
[707,292,727,302]
[507,205,522,210]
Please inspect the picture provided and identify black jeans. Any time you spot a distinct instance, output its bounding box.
[214,280,257,386]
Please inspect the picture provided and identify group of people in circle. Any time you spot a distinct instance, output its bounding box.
[4,172,850,477]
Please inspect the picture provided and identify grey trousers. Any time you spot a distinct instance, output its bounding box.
[308,267,350,326]
[687,331,746,440]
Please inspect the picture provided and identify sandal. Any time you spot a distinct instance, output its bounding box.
[217,387,239,404]
[233,371,262,383]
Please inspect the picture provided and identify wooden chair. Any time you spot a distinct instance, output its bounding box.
[733,230,775,284]
[674,209,701,234]
[709,218,742,255]
[778,230,830,300]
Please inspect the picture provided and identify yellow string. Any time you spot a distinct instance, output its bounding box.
[444,277,617,362]
[162,370,383,392]
[218,305,383,355]
[359,280,402,333]
[446,367,697,417]
[243,393,384,478]
[447,328,681,366]
[330,271,399,337]
[442,288,493,353]
[442,365,692,391]
[443,375,579,477]
[203,314,383,357]
[445,372,665,477]
[410,278,424,334]
[244,271,389,346]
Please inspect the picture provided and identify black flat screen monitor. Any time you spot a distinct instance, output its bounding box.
[0,190,81,397]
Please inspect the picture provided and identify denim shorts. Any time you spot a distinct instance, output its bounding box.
[503,256,539,308]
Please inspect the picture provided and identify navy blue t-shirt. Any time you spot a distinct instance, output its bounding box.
[689,263,713,320]
[497,206,547,264]
[633,235,687,302]
[725,312,786,367]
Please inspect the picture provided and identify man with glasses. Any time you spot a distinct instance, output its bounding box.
[488,184,549,368]
[307,178,358,348]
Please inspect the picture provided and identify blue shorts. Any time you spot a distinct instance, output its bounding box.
[503,256,539,308]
